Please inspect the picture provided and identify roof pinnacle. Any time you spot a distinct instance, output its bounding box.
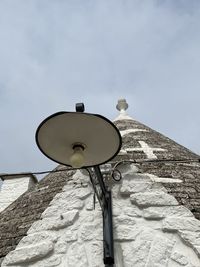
[116,99,128,113]
[114,98,133,121]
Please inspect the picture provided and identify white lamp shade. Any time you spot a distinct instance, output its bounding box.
[36,112,122,168]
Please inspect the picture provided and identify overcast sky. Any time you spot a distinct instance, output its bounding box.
[0,0,200,176]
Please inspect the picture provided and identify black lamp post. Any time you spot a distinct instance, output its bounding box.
[35,103,122,266]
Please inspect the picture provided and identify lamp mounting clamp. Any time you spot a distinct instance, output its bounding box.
[76,103,85,112]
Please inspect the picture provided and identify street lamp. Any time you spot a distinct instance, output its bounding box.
[35,103,122,266]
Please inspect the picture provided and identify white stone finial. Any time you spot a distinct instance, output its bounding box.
[116,99,128,113]
[114,98,133,121]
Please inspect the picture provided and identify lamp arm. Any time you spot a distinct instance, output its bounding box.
[87,166,114,266]
[93,166,107,196]
[103,190,114,266]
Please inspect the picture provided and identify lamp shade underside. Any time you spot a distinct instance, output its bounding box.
[36,112,122,168]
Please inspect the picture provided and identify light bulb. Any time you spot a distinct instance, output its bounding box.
[70,145,85,168]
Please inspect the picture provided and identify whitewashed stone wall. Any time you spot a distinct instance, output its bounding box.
[2,166,200,267]
[0,175,37,212]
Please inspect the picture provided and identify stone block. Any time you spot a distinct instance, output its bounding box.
[62,230,78,242]
[52,186,92,201]
[162,218,200,232]
[114,225,140,241]
[124,206,142,217]
[54,241,69,254]
[3,241,54,265]
[143,206,193,220]
[79,224,102,241]
[178,231,200,258]
[41,198,83,218]
[120,230,175,267]
[33,255,61,267]
[54,230,78,255]
[114,214,137,225]
[75,187,92,200]
[28,210,79,233]
[120,181,152,195]
[171,252,188,265]
[17,231,59,248]
[87,242,103,267]
[64,243,89,267]
[68,170,90,185]
[85,195,95,211]
[122,240,152,266]
[146,235,175,266]
[130,192,179,207]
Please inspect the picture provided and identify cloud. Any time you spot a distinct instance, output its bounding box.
[0,0,199,174]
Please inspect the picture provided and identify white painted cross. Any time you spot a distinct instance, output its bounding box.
[126,141,166,159]
[119,129,148,155]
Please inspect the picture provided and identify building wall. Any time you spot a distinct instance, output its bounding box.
[0,176,36,213]
[2,167,200,267]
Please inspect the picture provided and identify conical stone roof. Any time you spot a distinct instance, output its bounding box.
[113,99,200,220]
[0,99,200,266]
